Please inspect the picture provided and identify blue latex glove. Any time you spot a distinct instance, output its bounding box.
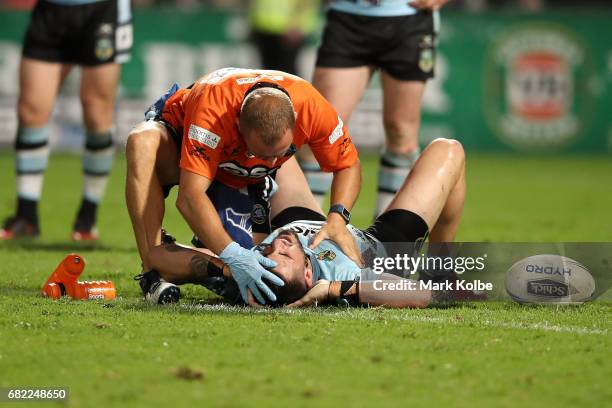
[219,241,284,304]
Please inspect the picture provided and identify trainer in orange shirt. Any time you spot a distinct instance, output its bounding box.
[126,68,362,305]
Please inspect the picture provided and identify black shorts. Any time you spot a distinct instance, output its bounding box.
[271,206,428,243]
[316,9,437,81]
[22,0,133,66]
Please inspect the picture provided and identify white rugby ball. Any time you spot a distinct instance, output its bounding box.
[505,254,595,304]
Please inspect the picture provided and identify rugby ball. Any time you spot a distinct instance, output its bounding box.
[505,254,595,304]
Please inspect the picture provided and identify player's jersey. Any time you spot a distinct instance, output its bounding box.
[161,67,359,189]
[258,220,387,283]
[328,0,417,17]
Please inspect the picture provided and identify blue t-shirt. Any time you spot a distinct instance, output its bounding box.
[328,0,417,17]
[258,220,386,283]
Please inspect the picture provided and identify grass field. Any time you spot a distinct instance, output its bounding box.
[0,152,611,407]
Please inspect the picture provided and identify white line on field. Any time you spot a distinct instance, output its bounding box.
[178,303,608,335]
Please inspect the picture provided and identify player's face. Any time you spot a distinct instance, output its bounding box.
[258,230,310,286]
[243,128,294,165]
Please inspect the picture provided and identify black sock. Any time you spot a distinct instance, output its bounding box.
[74,198,98,229]
[16,198,39,225]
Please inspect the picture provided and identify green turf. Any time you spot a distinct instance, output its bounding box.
[0,152,611,407]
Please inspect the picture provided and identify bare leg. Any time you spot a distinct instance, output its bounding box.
[0,59,71,237]
[125,122,180,269]
[80,63,120,131]
[18,58,71,126]
[271,156,325,219]
[312,66,372,122]
[376,73,427,215]
[73,64,122,236]
[380,74,425,154]
[385,138,466,242]
[298,66,372,205]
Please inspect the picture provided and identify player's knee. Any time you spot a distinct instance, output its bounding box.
[383,118,418,152]
[82,97,113,131]
[431,138,465,163]
[17,98,51,126]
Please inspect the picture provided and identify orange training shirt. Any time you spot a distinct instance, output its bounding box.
[160,68,358,189]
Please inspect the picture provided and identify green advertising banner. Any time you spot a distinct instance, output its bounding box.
[433,12,612,152]
[0,8,610,152]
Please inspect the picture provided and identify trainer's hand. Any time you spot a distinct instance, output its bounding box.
[409,0,450,11]
[286,280,331,308]
[309,214,364,267]
[219,242,284,304]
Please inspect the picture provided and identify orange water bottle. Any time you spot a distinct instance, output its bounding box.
[41,254,116,300]
[42,254,84,298]
[73,281,116,300]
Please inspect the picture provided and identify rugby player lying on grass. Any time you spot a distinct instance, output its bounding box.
[144,138,466,307]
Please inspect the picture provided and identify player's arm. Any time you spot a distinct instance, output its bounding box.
[305,90,364,266]
[309,160,363,265]
[176,170,284,304]
[178,87,283,304]
[176,169,232,254]
[287,274,431,308]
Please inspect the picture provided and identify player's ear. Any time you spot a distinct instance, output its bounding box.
[304,258,313,289]
[293,111,297,120]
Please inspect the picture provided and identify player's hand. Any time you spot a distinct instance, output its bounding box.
[286,280,331,308]
[409,0,450,11]
[309,214,364,267]
[246,289,265,309]
[219,242,284,304]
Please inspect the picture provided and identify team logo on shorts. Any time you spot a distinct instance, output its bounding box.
[317,250,336,262]
[418,34,435,74]
[251,204,267,225]
[95,38,114,61]
[418,49,434,73]
[483,23,594,151]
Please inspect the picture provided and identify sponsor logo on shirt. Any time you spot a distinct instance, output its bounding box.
[188,146,211,161]
[328,116,344,144]
[340,137,351,155]
[188,124,220,149]
[317,250,337,262]
[236,74,285,85]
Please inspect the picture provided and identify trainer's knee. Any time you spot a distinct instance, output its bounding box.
[126,127,161,168]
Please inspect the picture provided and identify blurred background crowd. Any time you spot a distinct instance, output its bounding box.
[2,0,611,12]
